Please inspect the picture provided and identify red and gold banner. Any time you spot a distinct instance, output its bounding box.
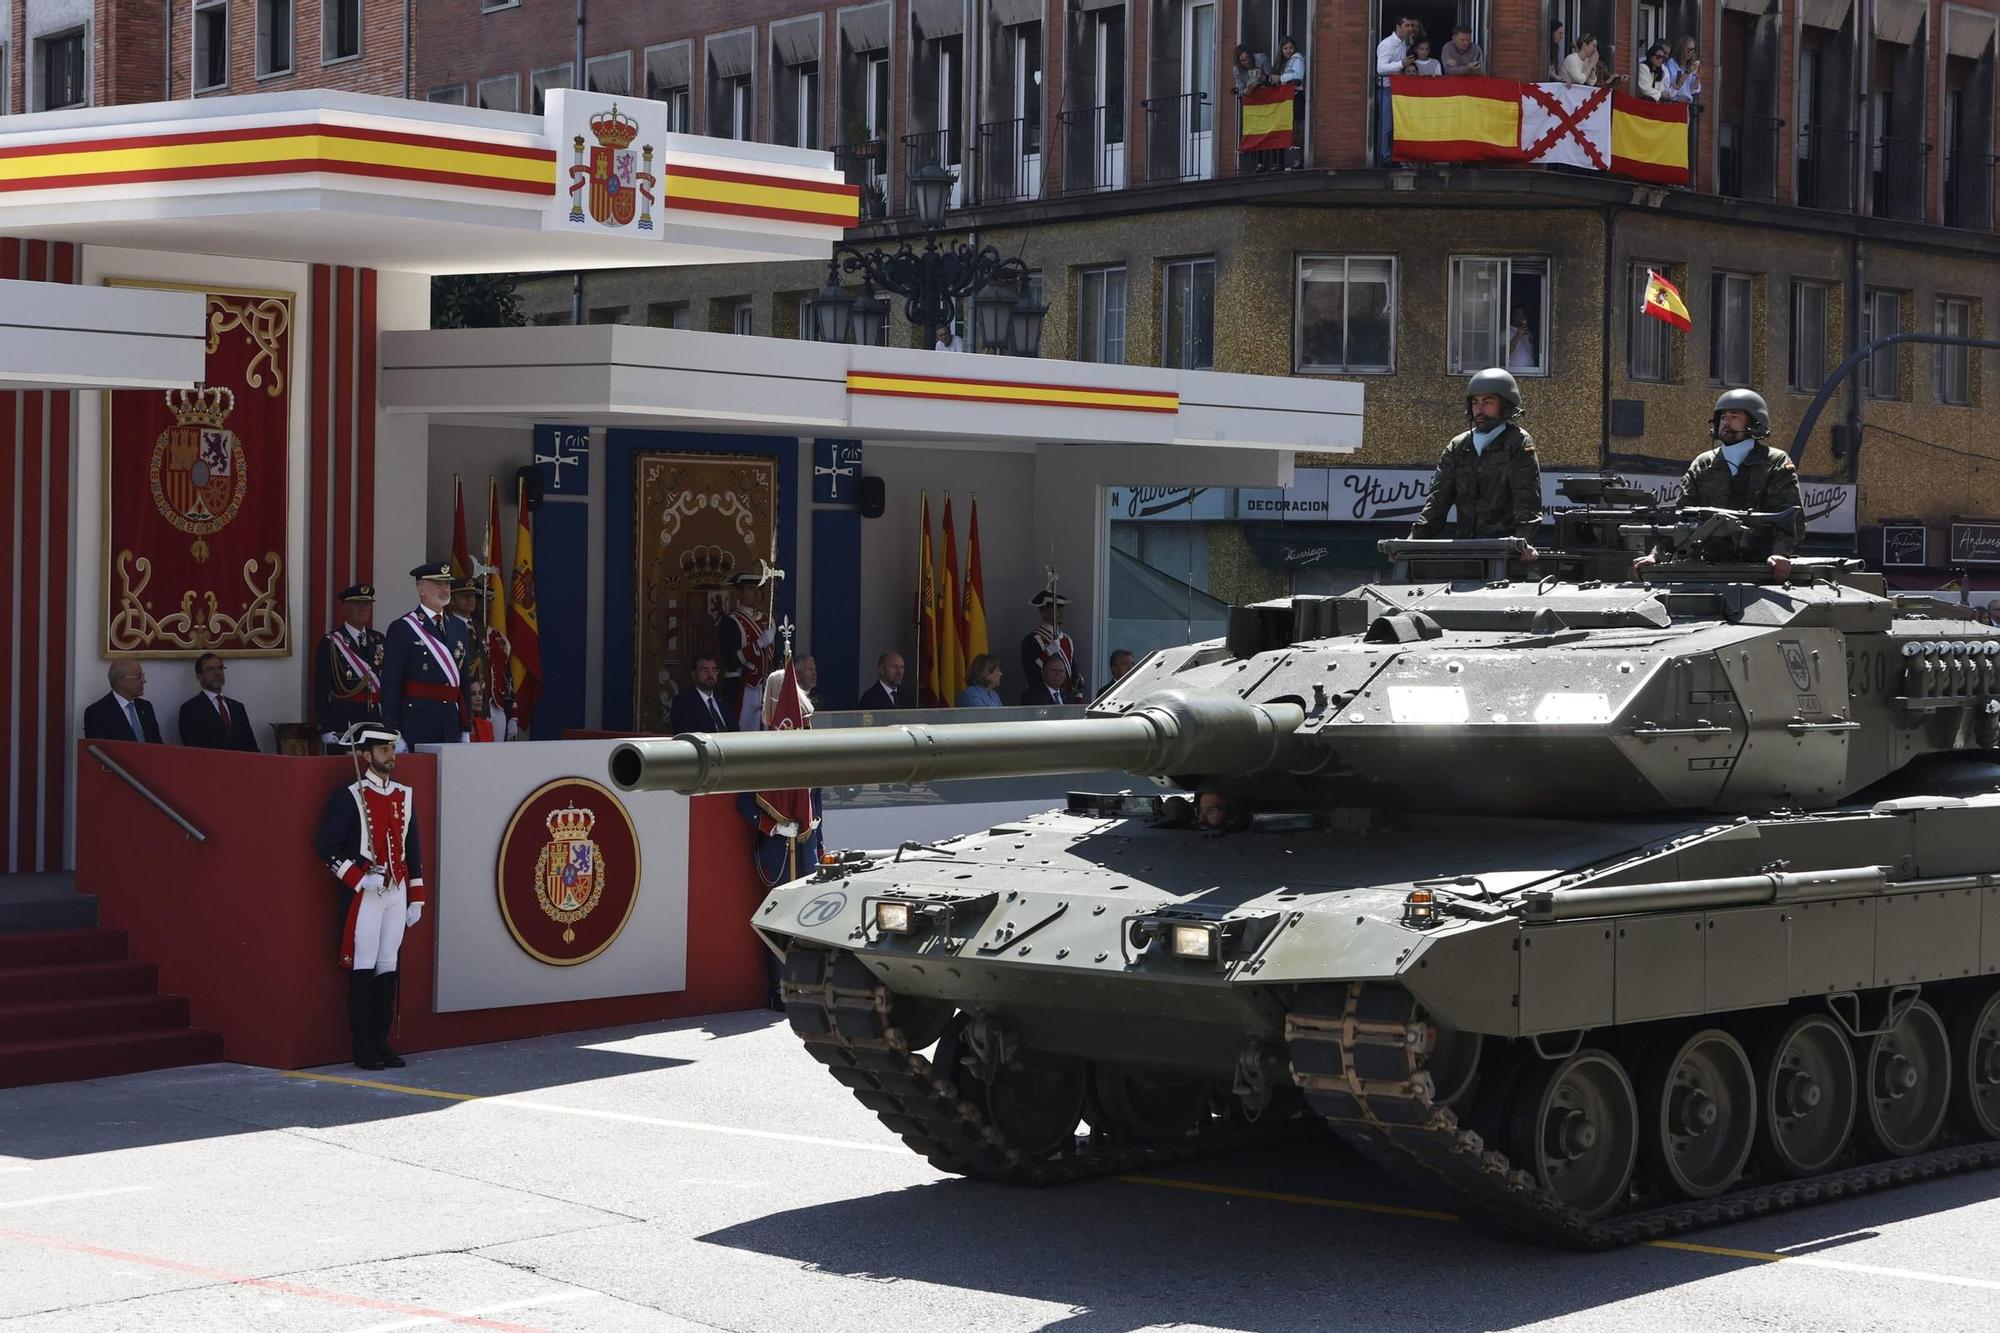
[1388,76,1689,186]
[1239,85,1296,152]
[104,283,293,657]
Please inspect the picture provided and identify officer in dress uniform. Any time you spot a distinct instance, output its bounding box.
[379,561,473,745]
[448,576,489,705]
[715,571,776,729]
[314,584,387,747]
[1410,367,1544,557]
[316,722,427,1071]
[1020,590,1083,695]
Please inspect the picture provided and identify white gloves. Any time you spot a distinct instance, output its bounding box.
[321,731,340,747]
[774,821,799,839]
[358,872,386,894]
[460,731,471,743]
[394,737,410,754]
[405,903,424,928]
[505,717,520,741]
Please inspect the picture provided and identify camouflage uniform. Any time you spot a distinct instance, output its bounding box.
[1680,444,1804,555]
[1411,423,1543,540]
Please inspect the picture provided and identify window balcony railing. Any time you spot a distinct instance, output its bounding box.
[1058,104,1126,193]
[901,128,962,214]
[975,117,1044,204]
[1795,124,1858,212]
[1141,91,1214,183]
[1944,150,1997,230]
[832,139,889,221]
[1717,115,1784,202]
[1872,136,1932,221]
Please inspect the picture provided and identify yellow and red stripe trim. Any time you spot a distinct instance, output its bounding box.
[847,371,1179,414]
[666,164,860,228]
[1610,92,1692,186]
[0,122,555,195]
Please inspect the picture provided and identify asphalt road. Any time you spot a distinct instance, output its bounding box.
[4,1011,2000,1333]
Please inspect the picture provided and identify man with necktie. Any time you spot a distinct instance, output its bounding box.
[177,654,260,751]
[83,660,162,743]
[668,656,737,733]
[856,652,911,710]
[379,561,473,745]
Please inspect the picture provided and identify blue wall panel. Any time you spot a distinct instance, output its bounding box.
[809,507,862,709]
[530,498,589,740]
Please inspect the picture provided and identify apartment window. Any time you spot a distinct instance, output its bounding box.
[257,0,293,76]
[531,65,573,116]
[589,306,630,326]
[648,302,693,330]
[1937,298,1973,406]
[37,31,85,110]
[586,52,631,96]
[1162,258,1215,370]
[194,1,229,91]
[708,31,757,140]
[478,75,520,113]
[1627,263,1672,383]
[1708,272,1753,388]
[733,302,756,336]
[323,0,359,62]
[1863,288,1902,399]
[428,85,468,105]
[796,295,817,341]
[1078,266,1129,363]
[1296,256,1395,374]
[1449,256,1549,377]
[481,0,520,10]
[645,43,694,131]
[1788,281,1829,392]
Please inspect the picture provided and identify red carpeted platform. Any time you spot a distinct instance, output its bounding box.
[0,928,222,1088]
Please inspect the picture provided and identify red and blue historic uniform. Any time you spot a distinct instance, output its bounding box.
[380,608,472,745]
[318,774,426,972]
[716,604,774,721]
[1020,623,1080,689]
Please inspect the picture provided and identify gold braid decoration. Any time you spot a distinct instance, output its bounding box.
[206,296,291,397]
[109,550,290,653]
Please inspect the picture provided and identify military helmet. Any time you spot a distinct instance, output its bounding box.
[1465,367,1523,422]
[1710,388,1772,440]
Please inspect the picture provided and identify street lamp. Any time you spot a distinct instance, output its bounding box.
[909,162,956,232]
[1008,290,1048,359]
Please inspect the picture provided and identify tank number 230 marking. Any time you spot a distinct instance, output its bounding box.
[1846,649,1892,698]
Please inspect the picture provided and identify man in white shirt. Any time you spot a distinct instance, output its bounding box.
[1375,15,1418,164]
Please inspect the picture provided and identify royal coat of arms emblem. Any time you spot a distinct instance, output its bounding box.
[534,802,604,942]
[147,385,247,562]
[568,104,657,231]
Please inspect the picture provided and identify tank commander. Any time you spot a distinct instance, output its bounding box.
[1636,389,1803,579]
[1409,367,1542,559]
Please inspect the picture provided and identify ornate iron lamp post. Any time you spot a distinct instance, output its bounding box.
[807,163,1047,355]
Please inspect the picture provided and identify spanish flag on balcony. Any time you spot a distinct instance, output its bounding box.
[1239,85,1295,152]
[1610,92,1691,185]
[1389,75,1519,162]
[1642,269,1692,331]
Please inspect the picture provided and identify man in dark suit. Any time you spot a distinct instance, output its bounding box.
[178,654,260,752]
[1019,656,1081,707]
[83,659,162,743]
[668,657,736,734]
[856,652,911,710]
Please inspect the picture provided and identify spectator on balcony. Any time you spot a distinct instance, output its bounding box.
[1376,16,1418,165]
[1277,35,1306,170]
[1412,37,1442,77]
[1233,45,1279,174]
[933,324,965,353]
[1560,34,1622,90]
[1548,19,1567,81]
[1636,42,1671,101]
[1441,26,1484,77]
[1664,38,1702,103]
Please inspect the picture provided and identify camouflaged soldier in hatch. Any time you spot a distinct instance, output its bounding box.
[1680,389,1805,557]
[1410,367,1544,544]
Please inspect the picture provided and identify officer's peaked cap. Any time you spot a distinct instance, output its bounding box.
[410,560,454,582]
[337,583,375,603]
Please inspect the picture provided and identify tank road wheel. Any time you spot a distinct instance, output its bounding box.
[1856,1001,1952,1158]
[1948,989,2000,1140]
[1753,1014,1858,1178]
[1424,1028,1483,1110]
[1508,1049,1639,1222]
[1093,1066,1212,1144]
[889,994,955,1052]
[937,1015,1087,1159]
[1639,1028,1756,1199]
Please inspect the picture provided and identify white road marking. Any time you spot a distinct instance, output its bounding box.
[339,1288,598,1333]
[1784,1254,2000,1293]
[0,1186,150,1209]
[477,1097,909,1156]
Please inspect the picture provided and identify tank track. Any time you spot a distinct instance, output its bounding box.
[1287,981,2000,1249]
[781,945,1283,1182]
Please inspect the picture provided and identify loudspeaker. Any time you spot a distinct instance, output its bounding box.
[858,475,886,518]
[515,465,545,512]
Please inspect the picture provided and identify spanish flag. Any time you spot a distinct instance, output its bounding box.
[506,475,542,729]
[1611,92,1691,186]
[483,476,511,713]
[1239,85,1295,152]
[1389,74,1518,163]
[963,496,989,663]
[916,493,940,707]
[1642,269,1692,332]
[938,494,965,705]
[449,475,472,582]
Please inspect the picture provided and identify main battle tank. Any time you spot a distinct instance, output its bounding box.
[609,479,2000,1246]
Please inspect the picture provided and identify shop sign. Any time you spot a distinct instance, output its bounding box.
[1950,522,2000,564]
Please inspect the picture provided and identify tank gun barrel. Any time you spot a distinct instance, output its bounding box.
[607,690,1307,795]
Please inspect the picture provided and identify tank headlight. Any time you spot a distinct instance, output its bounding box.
[1171,924,1218,959]
[874,901,913,935]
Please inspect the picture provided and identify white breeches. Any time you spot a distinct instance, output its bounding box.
[352,882,407,974]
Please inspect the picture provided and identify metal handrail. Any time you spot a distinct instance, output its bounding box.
[86,744,207,843]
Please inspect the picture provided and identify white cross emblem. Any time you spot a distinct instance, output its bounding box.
[535,430,587,491]
[815,451,856,499]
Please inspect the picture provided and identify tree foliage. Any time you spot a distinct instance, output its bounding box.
[432,273,526,329]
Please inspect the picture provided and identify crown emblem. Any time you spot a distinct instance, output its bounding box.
[678,544,735,580]
[545,803,597,843]
[590,104,639,149]
[165,385,236,429]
